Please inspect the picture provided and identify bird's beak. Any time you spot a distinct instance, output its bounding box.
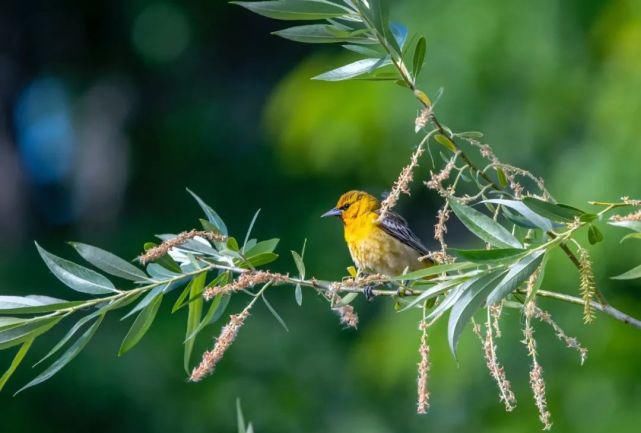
[321,208,342,218]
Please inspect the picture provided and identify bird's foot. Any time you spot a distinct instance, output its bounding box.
[363,285,376,302]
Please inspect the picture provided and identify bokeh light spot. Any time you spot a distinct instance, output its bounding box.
[132,3,191,63]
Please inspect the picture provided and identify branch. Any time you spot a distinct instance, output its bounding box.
[525,289,641,330]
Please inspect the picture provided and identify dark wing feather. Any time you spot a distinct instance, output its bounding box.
[377,211,430,256]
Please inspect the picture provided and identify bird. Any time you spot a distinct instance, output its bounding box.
[322,190,433,286]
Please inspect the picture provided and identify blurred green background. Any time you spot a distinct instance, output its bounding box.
[1,0,640,432]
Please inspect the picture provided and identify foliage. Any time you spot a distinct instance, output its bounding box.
[2,1,641,431]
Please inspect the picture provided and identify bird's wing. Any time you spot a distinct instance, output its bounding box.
[376,211,430,256]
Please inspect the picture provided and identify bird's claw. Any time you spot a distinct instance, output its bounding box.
[363,285,375,302]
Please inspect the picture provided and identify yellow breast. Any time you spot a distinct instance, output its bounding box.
[344,213,425,276]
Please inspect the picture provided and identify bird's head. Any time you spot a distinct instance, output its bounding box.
[321,190,380,222]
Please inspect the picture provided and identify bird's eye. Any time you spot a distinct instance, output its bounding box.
[340,203,350,211]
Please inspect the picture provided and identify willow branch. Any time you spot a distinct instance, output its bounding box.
[522,289,641,330]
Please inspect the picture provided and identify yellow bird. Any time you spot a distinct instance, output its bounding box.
[322,190,433,285]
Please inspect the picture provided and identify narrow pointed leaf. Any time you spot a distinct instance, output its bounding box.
[36,242,116,295]
[294,284,303,306]
[246,239,279,257]
[482,199,554,232]
[412,36,426,78]
[525,254,548,304]
[609,220,641,233]
[342,44,383,57]
[247,252,279,267]
[122,284,166,320]
[262,292,289,332]
[522,197,588,223]
[450,248,525,264]
[184,272,206,373]
[242,209,261,252]
[237,398,246,433]
[313,57,390,81]
[0,338,34,391]
[186,189,228,235]
[119,294,163,356]
[232,0,347,20]
[0,296,84,315]
[34,312,101,367]
[449,200,523,249]
[448,271,505,357]
[612,264,641,280]
[392,261,476,281]
[0,317,62,350]
[486,250,545,305]
[426,279,474,322]
[621,232,641,243]
[16,316,103,394]
[291,250,305,278]
[399,279,464,312]
[272,24,373,44]
[70,242,148,281]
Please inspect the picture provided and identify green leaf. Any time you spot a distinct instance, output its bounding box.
[447,271,505,357]
[262,291,289,332]
[434,134,457,152]
[612,264,641,280]
[392,261,476,281]
[272,24,372,44]
[425,280,473,322]
[146,263,183,280]
[336,292,358,307]
[184,272,206,373]
[247,252,279,267]
[486,250,546,305]
[237,398,246,433]
[0,317,27,331]
[242,209,261,253]
[232,0,347,20]
[0,337,33,391]
[588,225,604,245]
[342,44,383,57]
[69,242,148,282]
[294,284,303,306]
[411,36,426,78]
[291,250,305,278]
[312,57,391,81]
[448,200,523,249]
[482,199,554,232]
[456,131,484,140]
[246,238,279,257]
[34,312,101,367]
[609,220,641,233]
[122,284,166,320]
[185,292,230,342]
[450,248,526,264]
[495,167,508,188]
[15,315,103,394]
[399,279,465,312]
[522,197,589,223]
[186,188,228,235]
[621,232,641,243]
[525,254,548,305]
[0,317,62,350]
[35,242,117,295]
[0,296,84,315]
[226,237,240,252]
[119,294,163,356]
